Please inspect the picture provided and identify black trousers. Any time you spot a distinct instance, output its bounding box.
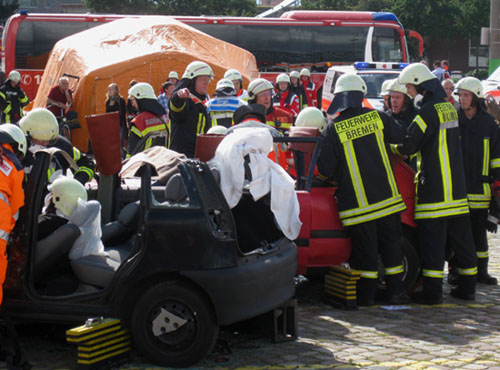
[418,215,477,298]
[346,213,404,301]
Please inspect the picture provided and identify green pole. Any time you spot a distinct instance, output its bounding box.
[490,0,500,75]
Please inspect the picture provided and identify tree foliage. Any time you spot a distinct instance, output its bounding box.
[0,1,18,24]
[300,0,490,41]
[85,0,257,16]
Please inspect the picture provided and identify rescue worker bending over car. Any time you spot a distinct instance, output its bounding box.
[393,63,477,304]
[317,74,409,307]
[169,61,213,158]
[20,108,95,185]
[127,82,169,156]
[447,77,500,286]
[0,124,26,306]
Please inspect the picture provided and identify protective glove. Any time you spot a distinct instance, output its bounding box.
[486,220,498,234]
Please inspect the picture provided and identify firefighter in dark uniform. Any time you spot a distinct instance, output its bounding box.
[394,63,477,303]
[318,74,409,306]
[20,108,95,185]
[169,61,213,158]
[0,70,29,124]
[451,77,500,285]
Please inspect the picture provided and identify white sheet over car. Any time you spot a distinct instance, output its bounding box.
[209,127,302,240]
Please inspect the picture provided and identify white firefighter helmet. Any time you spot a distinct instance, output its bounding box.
[248,78,274,98]
[276,73,290,84]
[289,71,300,79]
[398,63,436,86]
[224,69,242,81]
[7,70,21,83]
[295,107,326,131]
[300,68,311,77]
[182,61,214,79]
[0,123,27,156]
[19,107,59,142]
[216,78,235,91]
[50,176,88,218]
[128,82,157,100]
[388,79,411,98]
[168,71,179,79]
[380,79,394,97]
[334,74,367,95]
[455,76,483,98]
[206,125,228,135]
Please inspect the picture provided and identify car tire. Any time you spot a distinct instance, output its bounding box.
[378,231,420,293]
[130,280,219,367]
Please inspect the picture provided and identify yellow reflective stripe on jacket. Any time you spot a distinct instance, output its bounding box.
[458,267,477,276]
[467,193,491,209]
[267,120,293,129]
[414,115,427,133]
[439,128,453,202]
[344,140,368,208]
[130,126,143,138]
[390,144,401,155]
[384,265,404,275]
[75,166,94,181]
[358,270,378,279]
[3,103,11,114]
[169,100,186,113]
[73,147,81,162]
[341,201,406,226]
[415,198,469,211]
[0,91,5,100]
[491,158,500,168]
[477,251,488,258]
[414,202,470,219]
[422,269,444,278]
[19,94,28,104]
[339,195,403,218]
[375,130,399,197]
[483,138,491,197]
[196,113,206,134]
[142,124,167,136]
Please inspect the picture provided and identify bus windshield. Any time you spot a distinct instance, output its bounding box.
[359,72,400,97]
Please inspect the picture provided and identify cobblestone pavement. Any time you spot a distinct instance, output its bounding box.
[7,234,500,370]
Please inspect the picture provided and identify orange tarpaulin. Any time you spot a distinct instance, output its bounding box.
[33,16,258,152]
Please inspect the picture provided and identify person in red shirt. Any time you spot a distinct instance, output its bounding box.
[46,77,73,118]
[273,73,299,120]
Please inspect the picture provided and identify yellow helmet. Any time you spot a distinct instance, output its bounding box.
[295,107,326,131]
[455,77,483,98]
[248,78,274,98]
[334,74,367,95]
[182,61,214,79]
[19,108,59,141]
[398,63,436,86]
[50,176,88,218]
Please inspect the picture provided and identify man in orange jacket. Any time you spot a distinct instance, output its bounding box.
[0,124,26,307]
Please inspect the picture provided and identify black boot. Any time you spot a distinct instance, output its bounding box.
[356,278,377,307]
[447,265,459,285]
[450,273,476,300]
[477,257,498,285]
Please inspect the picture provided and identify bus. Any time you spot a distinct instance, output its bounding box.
[2,10,423,102]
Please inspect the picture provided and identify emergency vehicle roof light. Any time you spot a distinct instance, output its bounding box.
[398,63,409,69]
[20,10,29,15]
[354,62,371,69]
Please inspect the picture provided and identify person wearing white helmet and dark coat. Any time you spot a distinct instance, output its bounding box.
[0,70,29,124]
[300,68,317,108]
[289,71,307,111]
[127,82,168,156]
[206,79,246,128]
[169,61,213,158]
[445,77,500,286]
[224,69,248,102]
[393,63,477,304]
[318,73,409,307]
[273,73,300,119]
[20,108,95,185]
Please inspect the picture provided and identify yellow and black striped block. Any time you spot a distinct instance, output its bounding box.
[66,318,131,370]
[323,265,361,310]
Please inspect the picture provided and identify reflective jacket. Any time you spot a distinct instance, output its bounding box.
[129,111,168,155]
[459,108,500,209]
[317,107,406,226]
[266,106,294,132]
[0,81,29,123]
[393,94,469,219]
[290,84,308,110]
[236,89,249,102]
[169,93,210,158]
[0,144,24,306]
[273,90,299,118]
[206,96,246,128]
[303,79,317,107]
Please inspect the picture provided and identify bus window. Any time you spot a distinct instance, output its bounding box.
[371,27,403,62]
[15,21,102,69]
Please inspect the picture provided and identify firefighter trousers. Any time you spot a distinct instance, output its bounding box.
[418,216,477,299]
[346,213,405,303]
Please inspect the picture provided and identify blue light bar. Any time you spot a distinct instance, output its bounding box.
[354,62,371,69]
[398,63,409,69]
[371,12,399,22]
[19,10,29,15]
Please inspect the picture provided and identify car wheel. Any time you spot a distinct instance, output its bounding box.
[131,280,219,367]
[378,232,420,293]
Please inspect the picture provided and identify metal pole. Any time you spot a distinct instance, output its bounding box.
[490,0,500,75]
